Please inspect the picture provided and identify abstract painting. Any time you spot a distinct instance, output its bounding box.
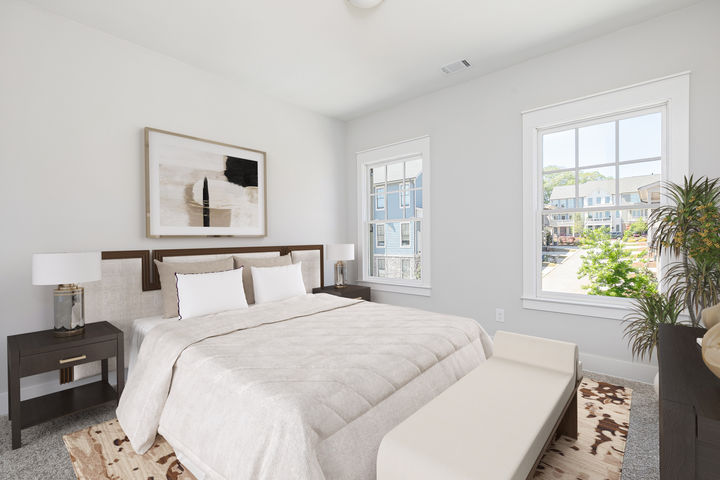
[145,128,266,237]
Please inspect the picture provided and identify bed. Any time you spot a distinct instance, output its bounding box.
[82,246,493,480]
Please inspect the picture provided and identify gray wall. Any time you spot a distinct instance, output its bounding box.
[346,0,720,382]
[0,0,347,411]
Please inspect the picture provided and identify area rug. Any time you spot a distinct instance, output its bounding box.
[63,377,631,480]
[63,418,196,480]
[533,377,632,480]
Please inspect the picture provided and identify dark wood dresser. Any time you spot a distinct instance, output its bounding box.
[658,324,720,479]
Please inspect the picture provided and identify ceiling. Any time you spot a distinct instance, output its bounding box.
[25,0,700,120]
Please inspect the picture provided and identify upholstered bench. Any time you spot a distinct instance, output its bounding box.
[377,331,580,480]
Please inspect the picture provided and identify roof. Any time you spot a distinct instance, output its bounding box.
[550,174,661,200]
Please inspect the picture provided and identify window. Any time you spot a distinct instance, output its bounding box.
[357,136,430,295]
[375,224,385,248]
[401,258,413,279]
[375,187,385,210]
[400,182,411,208]
[401,222,410,246]
[376,258,386,273]
[522,73,689,319]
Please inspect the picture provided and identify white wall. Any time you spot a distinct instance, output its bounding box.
[346,0,720,383]
[0,0,346,411]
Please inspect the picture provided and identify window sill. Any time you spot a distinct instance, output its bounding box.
[358,279,431,297]
[522,296,632,320]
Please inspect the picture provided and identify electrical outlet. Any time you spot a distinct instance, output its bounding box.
[495,308,505,322]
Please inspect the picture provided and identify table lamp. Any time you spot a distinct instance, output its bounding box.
[327,244,354,288]
[32,252,101,336]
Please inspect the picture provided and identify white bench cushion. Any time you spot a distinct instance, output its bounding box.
[377,332,577,480]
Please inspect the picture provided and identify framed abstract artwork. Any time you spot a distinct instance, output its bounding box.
[145,128,267,237]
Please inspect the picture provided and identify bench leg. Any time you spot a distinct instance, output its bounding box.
[556,391,578,440]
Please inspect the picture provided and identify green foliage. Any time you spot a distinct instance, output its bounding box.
[647,175,720,324]
[623,175,720,362]
[543,167,609,204]
[573,213,584,236]
[623,291,683,361]
[627,219,648,236]
[577,227,657,297]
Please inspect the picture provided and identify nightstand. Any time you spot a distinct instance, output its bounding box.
[312,284,371,301]
[7,321,124,449]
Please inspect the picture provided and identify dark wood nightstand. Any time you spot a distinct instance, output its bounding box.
[312,284,371,301]
[7,321,124,449]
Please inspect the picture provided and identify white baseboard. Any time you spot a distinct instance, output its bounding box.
[0,372,118,417]
[580,352,657,384]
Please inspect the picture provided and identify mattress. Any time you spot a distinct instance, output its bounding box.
[118,294,492,480]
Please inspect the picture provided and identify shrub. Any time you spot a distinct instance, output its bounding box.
[577,227,657,297]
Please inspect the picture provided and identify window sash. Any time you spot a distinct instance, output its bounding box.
[357,136,430,291]
[537,107,666,298]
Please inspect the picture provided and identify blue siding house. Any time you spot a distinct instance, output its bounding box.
[371,173,422,279]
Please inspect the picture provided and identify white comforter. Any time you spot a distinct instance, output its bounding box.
[117,294,492,480]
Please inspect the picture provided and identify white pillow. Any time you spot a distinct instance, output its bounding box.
[251,262,307,304]
[175,268,249,319]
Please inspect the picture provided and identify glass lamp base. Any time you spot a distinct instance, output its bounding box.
[334,261,347,288]
[54,284,85,336]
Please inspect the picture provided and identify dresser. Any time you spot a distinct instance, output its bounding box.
[658,324,720,479]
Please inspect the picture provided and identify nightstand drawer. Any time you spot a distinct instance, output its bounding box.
[20,340,116,376]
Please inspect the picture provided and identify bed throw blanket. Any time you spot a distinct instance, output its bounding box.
[117,294,491,479]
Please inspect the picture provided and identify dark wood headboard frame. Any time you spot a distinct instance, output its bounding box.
[101,245,324,292]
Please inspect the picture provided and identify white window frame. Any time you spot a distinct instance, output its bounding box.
[522,73,689,319]
[375,223,385,248]
[400,221,411,247]
[400,182,412,208]
[357,136,431,296]
[376,257,386,272]
[375,187,385,210]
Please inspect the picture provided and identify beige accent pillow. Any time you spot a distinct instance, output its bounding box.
[233,254,292,304]
[154,257,234,318]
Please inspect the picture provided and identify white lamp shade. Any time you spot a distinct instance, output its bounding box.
[32,252,102,285]
[327,244,355,262]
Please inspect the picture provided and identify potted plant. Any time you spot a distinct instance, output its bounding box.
[623,175,720,393]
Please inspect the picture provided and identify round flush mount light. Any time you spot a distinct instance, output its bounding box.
[347,0,384,8]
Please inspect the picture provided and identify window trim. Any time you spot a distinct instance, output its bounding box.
[522,72,689,319]
[357,136,431,296]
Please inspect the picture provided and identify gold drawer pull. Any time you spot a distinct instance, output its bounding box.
[59,355,86,364]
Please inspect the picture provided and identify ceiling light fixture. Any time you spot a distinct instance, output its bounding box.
[347,0,384,9]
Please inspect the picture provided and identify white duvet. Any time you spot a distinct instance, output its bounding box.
[117,294,492,480]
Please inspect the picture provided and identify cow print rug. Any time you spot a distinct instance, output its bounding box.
[533,378,631,480]
[63,377,630,480]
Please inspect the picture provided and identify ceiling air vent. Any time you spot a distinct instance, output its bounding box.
[441,59,471,75]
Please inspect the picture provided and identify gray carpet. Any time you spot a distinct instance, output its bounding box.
[0,372,658,480]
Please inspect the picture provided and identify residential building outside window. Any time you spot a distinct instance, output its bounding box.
[375,187,385,210]
[522,73,689,318]
[357,136,431,295]
[376,224,385,248]
[401,222,410,246]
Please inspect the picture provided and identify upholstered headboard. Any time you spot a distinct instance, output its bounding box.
[81,245,323,373]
